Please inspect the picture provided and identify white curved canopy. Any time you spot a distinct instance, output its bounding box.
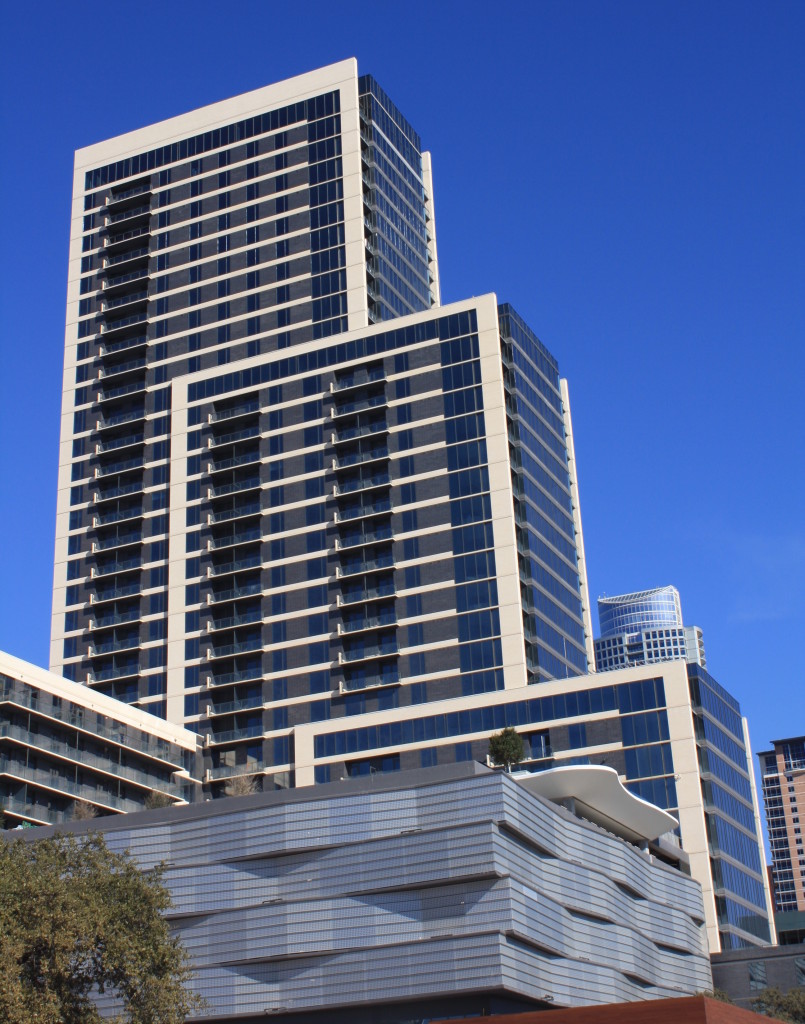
[512,764,678,843]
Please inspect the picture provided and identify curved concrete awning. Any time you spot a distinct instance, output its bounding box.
[512,764,678,843]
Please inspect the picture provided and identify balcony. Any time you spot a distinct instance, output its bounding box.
[90,634,140,656]
[334,446,389,470]
[209,501,261,524]
[92,581,141,603]
[207,695,263,717]
[208,638,262,659]
[206,724,263,746]
[100,311,147,335]
[105,204,150,227]
[209,526,261,549]
[210,424,260,447]
[334,471,391,496]
[211,399,260,422]
[333,367,386,393]
[331,393,387,419]
[332,419,388,445]
[94,505,142,528]
[105,182,151,209]
[89,662,140,683]
[101,289,148,313]
[209,554,261,577]
[92,608,141,629]
[334,498,392,523]
[96,432,145,454]
[103,267,148,293]
[97,379,148,403]
[339,612,397,635]
[98,357,147,382]
[207,667,262,687]
[91,555,141,578]
[336,524,393,550]
[103,246,149,269]
[95,455,144,478]
[208,450,260,473]
[210,477,260,498]
[94,480,144,503]
[0,757,143,814]
[338,581,396,606]
[207,609,261,632]
[336,553,394,579]
[339,640,398,664]
[339,668,400,693]
[207,761,263,780]
[209,581,262,603]
[93,530,142,551]
[100,334,147,356]
[103,225,150,251]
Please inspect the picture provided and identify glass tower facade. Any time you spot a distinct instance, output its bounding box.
[52,61,590,783]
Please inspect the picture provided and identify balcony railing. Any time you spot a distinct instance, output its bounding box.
[337,525,393,550]
[208,638,262,659]
[210,425,260,447]
[92,609,141,629]
[93,581,141,602]
[334,498,392,523]
[102,290,148,311]
[106,204,150,225]
[98,357,147,380]
[333,367,386,392]
[90,635,140,656]
[96,455,144,477]
[207,696,263,716]
[207,610,261,631]
[94,531,141,551]
[106,183,151,206]
[209,501,261,524]
[96,433,144,454]
[97,380,147,402]
[92,556,141,578]
[209,451,260,473]
[103,267,148,291]
[333,419,388,444]
[209,582,262,603]
[334,472,391,496]
[331,393,387,418]
[210,554,261,576]
[101,311,147,334]
[339,640,398,664]
[104,246,149,268]
[336,553,394,578]
[338,581,396,605]
[339,613,397,634]
[94,480,143,502]
[0,756,144,813]
[210,477,260,498]
[209,527,261,549]
[100,334,147,356]
[334,446,389,470]
[211,400,259,422]
[207,667,262,687]
[207,724,264,745]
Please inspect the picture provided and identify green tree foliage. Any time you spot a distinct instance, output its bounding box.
[0,831,203,1024]
[752,986,805,1023]
[488,727,524,771]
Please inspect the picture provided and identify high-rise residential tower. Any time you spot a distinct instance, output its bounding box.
[759,736,805,941]
[595,585,706,673]
[52,60,592,781]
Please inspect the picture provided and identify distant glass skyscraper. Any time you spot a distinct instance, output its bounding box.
[52,60,592,786]
[595,585,705,672]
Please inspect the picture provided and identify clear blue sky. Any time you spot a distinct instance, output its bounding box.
[0,2,802,792]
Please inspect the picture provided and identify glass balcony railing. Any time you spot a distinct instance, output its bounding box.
[209,582,262,602]
[92,609,141,629]
[92,556,141,578]
[338,581,396,605]
[96,433,144,454]
[209,451,260,473]
[96,410,145,431]
[340,612,397,634]
[98,380,147,402]
[100,334,147,356]
[102,290,148,311]
[94,531,141,551]
[332,393,387,418]
[333,367,386,392]
[208,638,262,659]
[337,525,393,550]
[210,425,260,447]
[99,357,147,380]
[335,446,389,470]
[0,756,144,813]
[106,183,151,206]
[101,311,147,334]
[210,478,260,498]
[104,225,150,248]
[334,472,391,496]
[103,267,148,291]
[106,204,150,225]
[209,501,261,523]
[0,681,180,761]
[207,610,261,631]
[207,725,264,746]
[334,498,392,522]
[96,455,144,477]
[93,581,141,602]
[208,696,263,716]
[104,246,149,268]
[337,553,394,578]
[209,527,261,549]
[94,481,143,502]
[207,667,262,687]
[333,419,388,444]
[89,662,140,682]
[207,761,263,780]
[210,554,261,576]
[90,635,140,656]
[211,400,260,422]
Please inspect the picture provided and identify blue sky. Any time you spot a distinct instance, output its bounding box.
[0,2,802,797]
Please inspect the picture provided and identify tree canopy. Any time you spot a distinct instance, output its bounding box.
[0,831,202,1024]
[488,727,525,771]
[752,986,805,1023]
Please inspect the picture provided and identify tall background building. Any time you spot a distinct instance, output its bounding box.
[595,586,705,673]
[759,736,805,944]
